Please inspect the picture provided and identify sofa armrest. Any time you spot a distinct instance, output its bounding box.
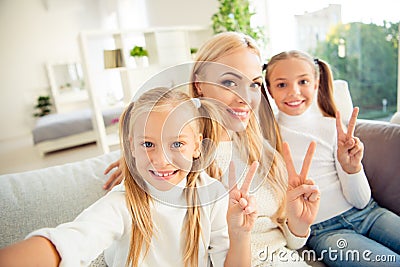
[355,119,400,215]
[0,150,120,248]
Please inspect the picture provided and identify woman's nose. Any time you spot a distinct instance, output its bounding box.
[236,86,252,104]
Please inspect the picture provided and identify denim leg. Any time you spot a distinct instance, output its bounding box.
[308,229,400,267]
[366,208,400,255]
[307,200,400,266]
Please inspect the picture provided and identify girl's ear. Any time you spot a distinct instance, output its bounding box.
[194,74,203,96]
[314,79,319,90]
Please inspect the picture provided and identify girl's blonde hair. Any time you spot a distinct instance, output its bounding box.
[189,32,288,224]
[119,87,226,267]
[265,50,338,118]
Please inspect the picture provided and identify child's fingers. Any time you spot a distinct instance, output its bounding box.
[239,161,259,195]
[308,191,321,202]
[287,184,320,202]
[335,110,345,137]
[239,197,248,209]
[282,142,298,179]
[299,142,316,181]
[228,161,237,191]
[346,107,359,139]
[304,179,315,185]
[244,195,257,214]
[348,138,363,156]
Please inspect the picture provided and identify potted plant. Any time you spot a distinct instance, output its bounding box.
[130,46,149,67]
[33,95,52,117]
[211,0,265,48]
[190,47,198,59]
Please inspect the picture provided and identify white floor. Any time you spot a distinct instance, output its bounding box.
[0,134,112,175]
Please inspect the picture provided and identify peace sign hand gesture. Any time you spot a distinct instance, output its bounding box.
[283,142,320,237]
[227,161,259,235]
[336,107,364,174]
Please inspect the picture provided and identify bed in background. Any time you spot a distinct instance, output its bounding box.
[32,106,123,156]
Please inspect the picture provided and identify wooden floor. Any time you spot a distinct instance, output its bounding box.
[0,134,109,175]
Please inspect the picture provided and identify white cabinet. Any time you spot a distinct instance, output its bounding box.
[78,26,212,153]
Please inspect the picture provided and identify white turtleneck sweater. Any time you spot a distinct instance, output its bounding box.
[28,173,229,267]
[216,141,309,266]
[277,109,371,224]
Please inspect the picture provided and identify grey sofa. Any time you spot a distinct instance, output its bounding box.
[0,150,120,266]
[0,120,399,266]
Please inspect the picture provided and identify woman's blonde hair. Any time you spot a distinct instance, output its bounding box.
[120,87,226,267]
[189,32,288,224]
[265,50,337,118]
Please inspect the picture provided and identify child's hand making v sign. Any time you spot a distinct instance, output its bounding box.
[336,107,364,174]
[225,161,259,267]
[283,141,320,237]
[227,161,259,233]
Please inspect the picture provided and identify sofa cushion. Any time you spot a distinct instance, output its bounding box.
[355,120,400,216]
[0,150,120,249]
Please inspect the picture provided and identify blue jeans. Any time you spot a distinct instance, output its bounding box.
[306,199,400,267]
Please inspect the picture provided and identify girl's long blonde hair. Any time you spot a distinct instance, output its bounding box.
[265,50,338,118]
[120,87,226,267]
[189,32,288,224]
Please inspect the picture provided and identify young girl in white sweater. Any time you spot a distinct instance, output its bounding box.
[265,50,400,266]
[0,88,259,267]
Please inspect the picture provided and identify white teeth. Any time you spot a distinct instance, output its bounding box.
[287,100,302,106]
[228,109,248,116]
[153,171,174,177]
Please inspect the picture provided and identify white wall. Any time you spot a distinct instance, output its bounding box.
[0,0,101,140]
[145,0,217,27]
[0,0,217,141]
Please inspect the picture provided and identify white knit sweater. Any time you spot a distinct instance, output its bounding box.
[277,109,371,224]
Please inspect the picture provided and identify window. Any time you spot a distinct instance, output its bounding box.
[257,0,399,121]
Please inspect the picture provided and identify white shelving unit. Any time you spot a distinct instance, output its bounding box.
[78,26,212,153]
[46,61,89,113]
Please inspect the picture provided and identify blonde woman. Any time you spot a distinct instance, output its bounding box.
[190,32,320,266]
[0,88,259,267]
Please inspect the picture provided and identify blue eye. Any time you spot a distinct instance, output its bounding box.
[250,82,262,89]
[171,141,183,149]
[142,141,153,148]
[221,80,237,88]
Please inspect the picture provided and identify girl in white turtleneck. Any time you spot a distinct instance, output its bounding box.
[265,50,400,267]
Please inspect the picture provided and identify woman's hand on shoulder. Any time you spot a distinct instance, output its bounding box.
[103,158,124,190]
[336,107,364,174]
[283,142,320,237]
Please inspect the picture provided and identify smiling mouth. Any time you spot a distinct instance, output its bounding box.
[227,109,249,119]
[285,100,305,107]
[149,170,179,180]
